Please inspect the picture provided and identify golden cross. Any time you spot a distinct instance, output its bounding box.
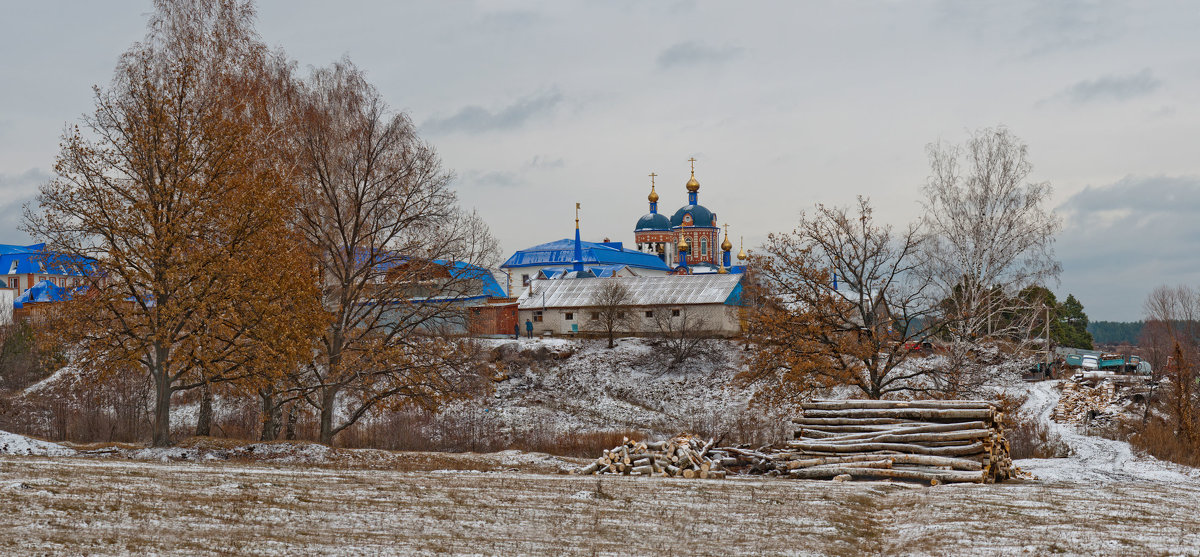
[688,157,697,175]
[648,172,657,188]
[724,223,729,236]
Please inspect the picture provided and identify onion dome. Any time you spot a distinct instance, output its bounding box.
[686,175,700,193]
[678,235,690,252]
[721,236,733,252]
[636,212,671,231]
[737,246,747,261]
[670,204,715,227]
[648,184,659,203]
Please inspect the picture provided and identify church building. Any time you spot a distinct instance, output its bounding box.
[633,159,746,274]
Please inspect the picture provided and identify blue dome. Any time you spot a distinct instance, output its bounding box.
[669,204,716,228]
[636,212,671,231]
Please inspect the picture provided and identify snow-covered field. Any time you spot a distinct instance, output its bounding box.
[3,381,1200,556]
[3,347,1200,556]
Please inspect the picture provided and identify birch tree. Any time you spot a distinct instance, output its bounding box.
[921,126,1062,343]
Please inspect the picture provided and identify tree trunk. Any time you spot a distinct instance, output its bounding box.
[196,382,213,437]
[259,390,282,441]
[284,402,298,440]
[152,365,172,447]
[318,385,337,445]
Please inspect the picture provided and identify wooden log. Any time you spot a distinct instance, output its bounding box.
[806,459,893,470]
[576,461,603,475]
[802,400,995,411]
[800,408,995,420]
[789,466,984,483]
[787,440,986,457]
[811,429,992,446]
[804,421,989,440]
[631,465,654,475]
[792,417,925,426]
[664,465,681,477]
[682,469,697,479]
[708,470,726,479]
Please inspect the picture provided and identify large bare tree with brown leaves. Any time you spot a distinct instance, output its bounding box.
[27,0,323,446]
[739,198,945,403]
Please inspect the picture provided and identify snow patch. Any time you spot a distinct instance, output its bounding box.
[0,431,76,457]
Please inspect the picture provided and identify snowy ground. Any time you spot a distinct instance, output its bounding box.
[2,376,1200,555]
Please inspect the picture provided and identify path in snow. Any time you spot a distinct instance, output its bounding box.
[1016,380,1199,485]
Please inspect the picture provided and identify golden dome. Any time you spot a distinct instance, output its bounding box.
[677,235,690,252]
[686,175,700,193]
[648,184,659,203]
[737,237,747,261]
[721,236,733,251]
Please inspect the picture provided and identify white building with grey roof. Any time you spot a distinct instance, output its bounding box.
[516,274,744,338]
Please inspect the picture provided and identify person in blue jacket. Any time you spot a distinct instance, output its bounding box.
[525,319,534,339]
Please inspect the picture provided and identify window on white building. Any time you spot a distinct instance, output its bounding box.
[565,312,574,320]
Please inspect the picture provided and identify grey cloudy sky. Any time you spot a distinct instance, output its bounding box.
[3,0,1200,320]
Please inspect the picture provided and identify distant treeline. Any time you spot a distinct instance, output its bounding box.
[1088,321,1144,345]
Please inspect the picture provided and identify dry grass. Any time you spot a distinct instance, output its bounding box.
[1130,420,1200,468]
[2,454,1199,556]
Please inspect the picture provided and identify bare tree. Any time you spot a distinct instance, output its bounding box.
[739,197,947,402]
[289,61,500,445]
[587,279,634,348]
[921,126,1062,345]
[1142,285,1200,440]
[650,306,723,372]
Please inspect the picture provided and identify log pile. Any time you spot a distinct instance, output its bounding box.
[784,400,1013,484]
[1052,380,1116,425]
[572,435,727,479]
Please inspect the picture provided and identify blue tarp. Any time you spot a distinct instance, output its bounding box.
[501,239,671,272]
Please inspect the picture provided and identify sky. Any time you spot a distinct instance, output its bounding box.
[3,0,1200,320]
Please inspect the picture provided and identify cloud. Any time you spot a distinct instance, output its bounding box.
[421,91,562,135]
[1019,1,1124,57]
[460,170,520,189]
[0,167,50,193]
[655,41,742,70]
[526,155,564,170]
[1058,69,1160,104]
[1055,175,1200,319]
[0,168,49,242]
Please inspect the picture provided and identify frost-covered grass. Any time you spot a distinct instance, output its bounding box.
[1,453,1199,556]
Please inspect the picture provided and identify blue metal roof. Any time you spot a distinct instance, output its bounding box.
[360,250,504,299]
[501,239,671,272]
[13,279,74,308]
[0,243,93,276]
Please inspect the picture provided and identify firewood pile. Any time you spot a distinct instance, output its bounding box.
[572,434,727,479]
[783,400,1013,485]
[1052,380,1116,425]
[573,400,1014,485]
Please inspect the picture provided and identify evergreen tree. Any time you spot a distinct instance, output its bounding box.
[1054,294,1094,349]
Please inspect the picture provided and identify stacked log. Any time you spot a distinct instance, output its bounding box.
[1052,380,1116,425]
[784,400,1013,484]
[573,435,726,479]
